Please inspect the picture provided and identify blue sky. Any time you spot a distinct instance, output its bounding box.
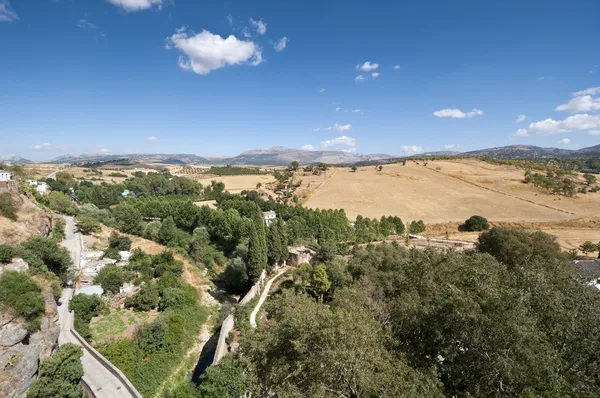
[1,0,599,161]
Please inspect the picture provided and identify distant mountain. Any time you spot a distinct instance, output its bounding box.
[463,145,575,159]
[573,144,600,156]
[418,151,463,157]
[49,153,210,165]
[0,155,32,164]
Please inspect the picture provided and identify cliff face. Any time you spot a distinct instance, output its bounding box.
[0,266,60,398]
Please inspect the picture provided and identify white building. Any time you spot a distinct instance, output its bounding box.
[0,171,12,182]
[36,182,48,195]
[263,210,276,226]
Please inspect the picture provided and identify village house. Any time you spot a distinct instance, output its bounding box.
[287,245,316,266]
[263,210,276,226]
[0,171,12,182]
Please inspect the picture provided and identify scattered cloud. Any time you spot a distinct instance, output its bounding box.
[77,19,105,39]
[107,0,162,12]
[273,37,287,52]
[313,128,321,132]
[0,0,18,22]
[399,145,424,155]
[538,76,554,81]
[96,147,111,154]
[433,108,484,118]
[516,114,527,123]
[319,88,325,93]
[320,135,356,148]
[249,18,266,35]
[302,144,315,151]
[148,136,158,141]
[556,95,600,113]
[393,65,400,70]
[557,138,571,145]
[354,75,365,81]
[341,148,356,153]
[166,28,263,75]
[327,123,351,132]
[226,15,233,25]
[32,143,66,151]
[444,144,460,149]
[335,107,342,112]
[589,130,600,135]
[573,87,600,96]
[589,65,598,75]
[371,72,380,79]
[357,61,379,72]
[352,109,361,113]
[514,114,600,137]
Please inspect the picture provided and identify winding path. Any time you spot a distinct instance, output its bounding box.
[57,217,140,398]
[250,268,288,328]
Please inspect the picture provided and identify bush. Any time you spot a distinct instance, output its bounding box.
[125,282,159,311]
[0,271,45,322]
[47,191,78,215]
[138,321,166,354]
[408,220,426,234]
[463,215,490,232]
[102,247,121,260]
[0,192,17,220]
[75,215,101,235]
[20,236,73,281]
[27,343,84,398]
[69,294,105,339]
[108,232,132,251]
[52,218,66,241]
[0,244,16,263]
[94,265,125,294]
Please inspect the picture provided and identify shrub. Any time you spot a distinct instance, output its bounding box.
[20,236,73,281]
[75,215,101,235]
[408,220,426,234]
[0,244,16,263]
[0,271,45,322]
[69,294,105,339]
[108,232,132,251]
[0,192,17,220]
[94,265,125,294]
[27,343,84,398]
[102,247,121,260]
[138,321,166,354]
[52,218,66,241]
[125,282,159,311]
[463,215,490,232]
[47,191,78,215]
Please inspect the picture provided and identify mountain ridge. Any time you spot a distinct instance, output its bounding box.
[2,144,600,166]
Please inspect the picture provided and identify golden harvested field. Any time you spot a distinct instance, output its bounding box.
[175,173,276,193]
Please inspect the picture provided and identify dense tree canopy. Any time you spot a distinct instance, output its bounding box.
[28,343,84,398]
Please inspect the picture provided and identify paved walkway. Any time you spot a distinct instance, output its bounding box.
[57,216,137,398]
[250,268,288,328]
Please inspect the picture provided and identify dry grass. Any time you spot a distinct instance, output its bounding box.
[0,195,51,245]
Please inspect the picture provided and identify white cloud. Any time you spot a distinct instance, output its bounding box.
[96,147,111,154]
[357,61,379,72]
[319,88,325,93]
[433,108,484,118]
[341,148,356,153]
[328,123,351,132]
[352,109,361,113]
[589,130,600,135]
[166,28,263,75]
[107,0,162,12]
[0,0,18,22]
[513,114,600,137]
[516,114,527,123]
[273,37,287,52]
[400,145,424,155]
[589,65,598,75]
[557,138,571,145]
[538,76,554,81]
[572,87,600,97]
[354,75,365,81]
[148,136,158,141]
[313,127,321,132]
[393,65,400,70]
[371,72,380,79]
[249,18,266,35]
[335,107,342,112]
[32,143,66,151]
[226,15,233,25]
[444,144,460,149]
[320,135,356,148]
[302,144,315,151]
[556,95,600,113]
[77,19,97,30]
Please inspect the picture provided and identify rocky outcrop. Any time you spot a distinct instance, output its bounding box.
[0,285,60,397]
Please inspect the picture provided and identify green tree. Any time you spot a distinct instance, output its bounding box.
[28,343,84,398]
[114,204,142,235]
[108,232,132,251]
[579,241,599,255]
[20,236,73,281]
[247,222,268,282]
[266,220,288,267]
[125,282,159,311]
[351,166,358,172]
[583,173,597,186]
[0,244,16,263]
[222,257,249,293]
[159,216,178,247]
[94,264,125,294]
[463,215,490,232]
[316,240,337,263]
[0,271,45,322]
[69,294,105,339]
[143,220,162,241]
[197,358,251,398]
[309,264,331,302]
[47,191,78,215]
[138,320,166,354]
[52,218,66,241]
[75,215,101,235]
[290,161,300,171]
[0,192,17,220]
[408,220,426,234]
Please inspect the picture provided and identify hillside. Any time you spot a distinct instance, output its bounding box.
[0,194,52,245]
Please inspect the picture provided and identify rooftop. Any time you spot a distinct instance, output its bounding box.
[572,259,600,278]
[263,210,276,216]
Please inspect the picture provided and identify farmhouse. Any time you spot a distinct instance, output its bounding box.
[263,210,276,226]
[0,171,12,182]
